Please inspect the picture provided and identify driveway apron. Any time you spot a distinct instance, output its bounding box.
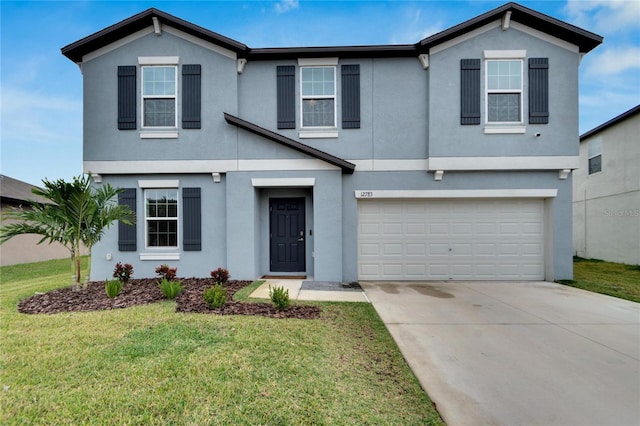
[361,281,640,426]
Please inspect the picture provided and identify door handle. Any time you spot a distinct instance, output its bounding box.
[297,230,304,242]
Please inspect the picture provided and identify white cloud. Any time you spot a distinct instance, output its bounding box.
[584,46,640,76]
[274,0,299,14]
[389,8,444,44]
[564,0,640,33]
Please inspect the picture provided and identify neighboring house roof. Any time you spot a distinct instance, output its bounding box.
[223,113,356,174]
[0,175,48,205]
[61,2,602,63]
[580,105,640,141]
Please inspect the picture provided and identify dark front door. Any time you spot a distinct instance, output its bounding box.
[270,198,305,272]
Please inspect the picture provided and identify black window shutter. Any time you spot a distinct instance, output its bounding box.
[277,65,296,129]
[118,188,137,251]
[460,59,481,125]
[529,58,549,124]
[183,187,201,251]
[182,64,201,129]
[341,64,360,129]
[117,66,137,130]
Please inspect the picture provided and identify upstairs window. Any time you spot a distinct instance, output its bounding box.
[301,67,336,127]
[145,189,178,248]
[588,139,602,174]
[142,66,177,128]
[486,60,523,123]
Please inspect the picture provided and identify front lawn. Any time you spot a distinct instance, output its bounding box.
[0,258,443,425]
[557,257,640,303]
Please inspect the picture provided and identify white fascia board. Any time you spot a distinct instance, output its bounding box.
[83,27,154,63]
[138,56,179,65]
[430,21,500,55]
[84,160,239,174]
[484,50,526,59]
[138,179,179,188]
[297,57,339,66]
[239,159,339,171]
[354,189,558,199]
[251,178,316,188]
[348,159,428,171]
[427,156,580,171]
[162,26,237,60]
[510,22,579,53]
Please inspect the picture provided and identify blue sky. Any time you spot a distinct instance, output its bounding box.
[1,0,639,186]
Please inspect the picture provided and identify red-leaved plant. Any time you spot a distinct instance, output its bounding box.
[113,262,134,284]
[155,264,177,281]
[210,267,230,285]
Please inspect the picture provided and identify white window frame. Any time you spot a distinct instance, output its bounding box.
[144,188,179,249]
[300,66,337,129]
[485,59,524,125]
[588,138,602,175]
[141,65,178,129]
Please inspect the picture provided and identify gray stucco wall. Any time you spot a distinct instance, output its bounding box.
[428,25,580,158]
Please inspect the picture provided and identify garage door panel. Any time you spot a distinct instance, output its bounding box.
[358,198,545,281]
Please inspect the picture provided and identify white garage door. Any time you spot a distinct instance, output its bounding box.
[358,199,545,280]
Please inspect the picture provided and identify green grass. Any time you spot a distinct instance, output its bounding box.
[0,259,443,425]
[557,257,640,303]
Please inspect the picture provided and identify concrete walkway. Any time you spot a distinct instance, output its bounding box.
[250,278,369,302]
[361,281,640,426]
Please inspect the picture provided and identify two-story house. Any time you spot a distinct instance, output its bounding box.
[62,2,601,282]
[573,105,640,265]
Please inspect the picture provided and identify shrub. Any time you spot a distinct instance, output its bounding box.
[105,278,123,299]
[210,267,230,285]
[269,285,290,311]
[113,262,133,284]
[203,284,227,309]
[155,264,177,281]
[159,278,183,300]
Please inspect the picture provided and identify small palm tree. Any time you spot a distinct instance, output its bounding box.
[0,174,134,287]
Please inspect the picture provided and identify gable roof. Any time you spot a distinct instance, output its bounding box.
[418,2,602,53]
[223,113,356,174]
[62,2,602,63]
[580,105,640,141]
[0,175,49,205]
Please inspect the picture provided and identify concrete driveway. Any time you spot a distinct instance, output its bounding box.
[361,281,640,426]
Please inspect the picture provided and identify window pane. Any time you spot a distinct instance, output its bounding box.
[301,66,334,96]
[588,139,602,157]
[487,60,521,90]
[488,93,520,122]
[303,99,335,126]
[588,155,602,174]
[144,99,175,127]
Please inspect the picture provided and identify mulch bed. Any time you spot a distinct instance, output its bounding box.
[17,278,321,319]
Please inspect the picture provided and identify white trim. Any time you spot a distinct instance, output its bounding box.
[251,178,316,187]
[140,131,179,139]
[298,131,339,139]
[418,54,429,69]
[83,27,154,63]
[138,179,179,188]
[348,159,428,171]
[483,50,525,59]
[239,159,339,171]
[140,252,180,261]
[152,17,162,36]
[511,22,579,53]
[501,11,512,30]
[483,126,526,134]
[138,56,179,65]
[297,57,339,66]
[428,156,580,171]
[84,160,239,174]
[162,26,237,59]
[355,189,558,199]
[237,58,247,74]
[430,21,499,55]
